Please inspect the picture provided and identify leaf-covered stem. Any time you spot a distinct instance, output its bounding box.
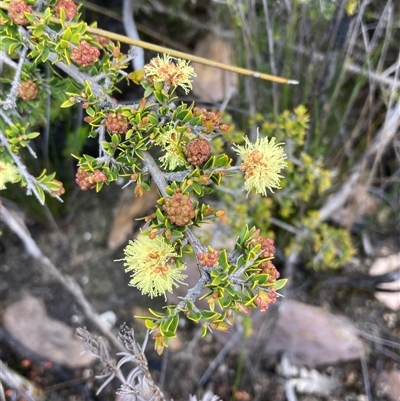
[0,113,62,204]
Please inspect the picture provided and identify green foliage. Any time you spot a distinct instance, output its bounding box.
[4,0,381,358]
[288,211,356,270]
[218,106,356,270]
[0,0,291,355]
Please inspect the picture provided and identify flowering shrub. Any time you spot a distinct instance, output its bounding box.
[1,0,287,358]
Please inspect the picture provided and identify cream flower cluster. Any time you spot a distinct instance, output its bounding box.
[0,160,20,190]
[123,233,187,299]
[144,54,196,94]
[233,133,287,196]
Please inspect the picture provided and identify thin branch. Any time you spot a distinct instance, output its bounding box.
[122,0,144,71]
[0,122,63,205]
[199,326,243,386]
[262,0,279,120]
[319,99,400,222]
[288,42,400,88]
[0,360,45,401]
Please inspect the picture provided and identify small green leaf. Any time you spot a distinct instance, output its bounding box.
[203,156,216,170]
[164,218,173,229]
[144,86,154,98]
[219,295,232,309]
[169,314,179,333]
[86,107,95,117]
[201,310,221,320]
[192,182,202,195]
[148,112,159,125]
[95,182,104,192]
[171,230,184,239]
[61,99,76,108]
[34,184,45,204]
[71,33,81,45]
[250,273,269,286]
[41,48,50,62]
[160,317,174,334]
[166,187,174,196]
[214,154,230,168]
[145,319,158,330]
[155,208,165,223]
[58,39,70,49]
[63,27,73,41]
[218,250,229,269]
[237,254,245,268]
[27,132,40,139]
[149,308,166,318]
[188,312,201,323]
[154,90,164,104]
[239,224,250,243]
[210,173,222,185]
[24,13,35,24]
[273,278,288,290]
[162,330,177,338]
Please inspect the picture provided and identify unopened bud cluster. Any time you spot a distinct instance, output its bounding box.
[259,259,280,282]
[248,230,275,258]
[75,167,107,190]
[50,180,66,197]
[8,0,32,25]
[18,80,39,101]
[194,107,228,133]
[255,289,277,312]
[258,237,275,258]
[70,41,100,68]
[184,138,211,166]
[162,189,195,227]
[103,112,129,135]
[54,0,77,20]
[93,35,110,48]
[198,250,219,267]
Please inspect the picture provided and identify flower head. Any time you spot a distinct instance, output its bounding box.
[159,142,187,170]
[232,133,287,196]
[123,234,187,299]
[156,124,193,170]
[255,289,277,312]
[162,189,195,227]
[54,0,77,20]
[71,41,100,68]
[8,0,33,26]
[184,137,211,166]
[103,112,129,135]
[144,54,196,94]
[0,160,20,190]
[18,80,39,101]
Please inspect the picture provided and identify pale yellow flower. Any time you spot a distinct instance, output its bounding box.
[232,133,287,196]
[0,160,20,190]
[156,124,194,170]
[159,143,187,170]
[123,233,187,299]
[144,54,196,94]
